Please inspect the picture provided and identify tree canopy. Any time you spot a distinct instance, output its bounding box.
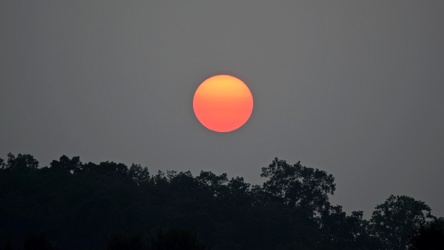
[0,153,441,250]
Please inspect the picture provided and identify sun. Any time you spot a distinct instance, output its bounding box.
[193,75,254,132]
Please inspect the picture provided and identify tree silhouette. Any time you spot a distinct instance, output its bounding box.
[0,153,441,250]
[128,164,150,185]
[6,153,39,170]
[260,157,335,216]
[370,195,434,250]
[49,155,81,172]
[409,217,444,250]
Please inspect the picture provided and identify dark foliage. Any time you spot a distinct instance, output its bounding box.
[0,153,438,249]
[370,195,433,250]
[409,217,444,250]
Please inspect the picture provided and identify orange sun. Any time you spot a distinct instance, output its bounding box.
[193,75,254,132]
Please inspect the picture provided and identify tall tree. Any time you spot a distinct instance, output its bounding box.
[128,164,150,185]
[370,195,434,250]
[320,207,379,250]
[261,158,335,216]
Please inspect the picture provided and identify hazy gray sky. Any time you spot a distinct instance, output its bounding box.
[1,1,443,217]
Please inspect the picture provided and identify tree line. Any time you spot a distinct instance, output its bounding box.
[0,153,443,249]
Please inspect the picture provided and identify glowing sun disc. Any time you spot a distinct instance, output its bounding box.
[193,75,254,132]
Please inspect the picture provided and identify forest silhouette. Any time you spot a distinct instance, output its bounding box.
[0,153,443,250]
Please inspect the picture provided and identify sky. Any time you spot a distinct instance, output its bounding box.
[1,1,443,218]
